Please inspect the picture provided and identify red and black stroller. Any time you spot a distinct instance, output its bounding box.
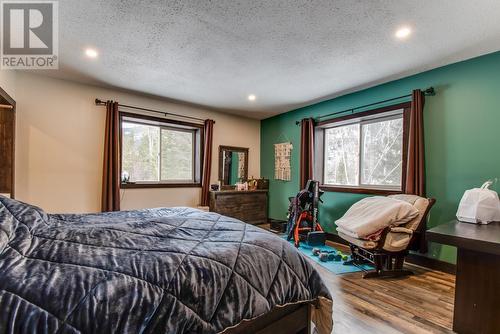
[286,180,326,247]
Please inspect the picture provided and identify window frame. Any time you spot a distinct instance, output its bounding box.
[119,112,204,189]
[315,102,411,195]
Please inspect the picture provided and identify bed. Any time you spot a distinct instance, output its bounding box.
[0,196,332,334]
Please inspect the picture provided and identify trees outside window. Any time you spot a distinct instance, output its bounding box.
[319,105,407,193]
[120,113,202,187]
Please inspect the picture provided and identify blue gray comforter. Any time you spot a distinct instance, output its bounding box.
[0,196,332,333]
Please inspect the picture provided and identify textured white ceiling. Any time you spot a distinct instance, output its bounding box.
[34,0,500,119]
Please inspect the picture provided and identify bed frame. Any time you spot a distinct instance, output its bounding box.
[224,302,311,334]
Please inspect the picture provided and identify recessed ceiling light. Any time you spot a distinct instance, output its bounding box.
[85,48,98,58]
[248,94,256,101]
[395,27,412,39]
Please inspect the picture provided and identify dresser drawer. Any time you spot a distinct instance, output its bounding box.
[209,190,268,225]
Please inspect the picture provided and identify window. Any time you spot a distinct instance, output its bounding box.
[317,103,409,194]
[120,113,203,187]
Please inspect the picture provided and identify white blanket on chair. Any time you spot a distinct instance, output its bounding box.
[335,196,419,239]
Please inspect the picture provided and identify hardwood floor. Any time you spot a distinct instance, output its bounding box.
[261,226,455,333]
[317,242,455,334]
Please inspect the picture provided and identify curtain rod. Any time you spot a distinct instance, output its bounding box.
[94,99,212,123]
[295,87,435,125]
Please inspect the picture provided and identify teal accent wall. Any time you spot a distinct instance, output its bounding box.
[261,51,500,264]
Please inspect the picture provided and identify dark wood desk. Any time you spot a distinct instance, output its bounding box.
[427,221,500,334]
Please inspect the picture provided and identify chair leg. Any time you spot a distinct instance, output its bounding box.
[389,255,395,270]
[362,271,382,279]
[362,253,413,279]
[374,254,383,272]
[343,244,415,279]
[363,269,414,279]
[394,255,405,270]
[344,245,370,266]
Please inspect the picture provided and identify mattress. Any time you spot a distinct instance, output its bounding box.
[0,196,332,333]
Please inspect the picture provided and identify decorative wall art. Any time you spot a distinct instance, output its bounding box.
[274,142,293,181]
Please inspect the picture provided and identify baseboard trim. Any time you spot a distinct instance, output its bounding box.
[405,253,456,275]
[325,232,456,275]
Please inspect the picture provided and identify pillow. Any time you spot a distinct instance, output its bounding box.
[335,196,419,239]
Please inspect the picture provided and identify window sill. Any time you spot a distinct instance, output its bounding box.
[319,185,402,196]
[121,183,202,189]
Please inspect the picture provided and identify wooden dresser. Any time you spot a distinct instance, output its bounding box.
[209,190,268,225]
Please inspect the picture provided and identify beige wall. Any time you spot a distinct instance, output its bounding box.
[8,72,260,213]
[0,71,17,100]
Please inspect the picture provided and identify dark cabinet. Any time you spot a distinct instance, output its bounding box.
[0,102,15,198]
[209,190,268,225]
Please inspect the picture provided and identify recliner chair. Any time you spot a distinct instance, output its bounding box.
[339,194,436,278]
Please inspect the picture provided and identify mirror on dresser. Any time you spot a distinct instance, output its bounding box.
[218,145,248,189]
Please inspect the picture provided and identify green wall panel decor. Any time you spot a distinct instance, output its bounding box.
[261,51,500,264]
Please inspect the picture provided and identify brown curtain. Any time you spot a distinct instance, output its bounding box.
[201,119,215,206]
[405,89,426,197]
[299,118,315,189]
[101,101,121,212]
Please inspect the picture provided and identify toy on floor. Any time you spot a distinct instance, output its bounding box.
[312,248,349,262]
[286,180,326,248]
[338,251,349,262]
